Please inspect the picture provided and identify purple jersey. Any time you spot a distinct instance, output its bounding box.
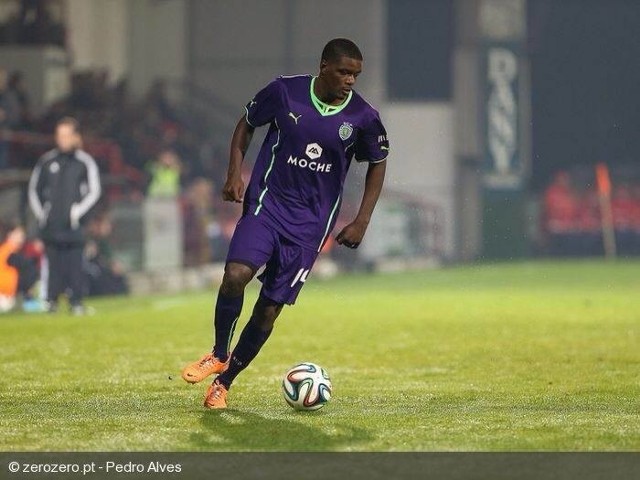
[243,74,389,251]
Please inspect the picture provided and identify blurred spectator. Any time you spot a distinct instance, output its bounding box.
[20,237,45,310]
[543,171,580,255]
[612,185,638,255]
[17,69,221,196]
[9,71,32,128]
[147,149,182,197]
[84,213,129,297]
[0,223,23,312]
[28,117,102,314]
[631,185,640,254]
[2,0,66,46]
[144,79,178,123]
[0,68,21,169]
[575,188,602,256]
[182,178,214,266]
[542,169,640,257]
[611,185,635,251]
[0,223,42,313]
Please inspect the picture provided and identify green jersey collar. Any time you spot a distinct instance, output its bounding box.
[310,77,352,116]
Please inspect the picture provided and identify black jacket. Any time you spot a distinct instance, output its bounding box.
[28,148,102,245]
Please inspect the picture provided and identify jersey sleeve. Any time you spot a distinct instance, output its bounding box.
[354,111,389,163]
[244,80,283,128]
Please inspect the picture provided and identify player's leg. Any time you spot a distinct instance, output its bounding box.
[182,215,275,384]
[216,293,283,387]
[182,262,255,384]
[67,244,86,314]
[204,293,283,409]
[212,262,253,361]
[204,236,318,409]
[44,243,62,312]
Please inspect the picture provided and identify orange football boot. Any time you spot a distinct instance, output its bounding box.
[204,379,229,409]
[181,353,229,384]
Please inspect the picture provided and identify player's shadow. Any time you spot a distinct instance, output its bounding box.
[190,409,372,451]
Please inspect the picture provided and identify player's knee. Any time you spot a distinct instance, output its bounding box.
[221,263,253,296]
[253,296,283,330]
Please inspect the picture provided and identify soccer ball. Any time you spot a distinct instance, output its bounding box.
[282,362,332,411]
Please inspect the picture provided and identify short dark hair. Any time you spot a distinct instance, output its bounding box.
[321,38,363,63]
[56,116,81,133]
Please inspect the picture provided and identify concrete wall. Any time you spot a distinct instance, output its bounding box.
[127,0,188,96]
[453,0,484,261]
[66,0,128,81]
[384,103,457,259]
[188,0,386,111]
[65,0,187,94]
[0,46,69,113]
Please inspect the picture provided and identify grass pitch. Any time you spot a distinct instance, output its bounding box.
[1,260,639,451]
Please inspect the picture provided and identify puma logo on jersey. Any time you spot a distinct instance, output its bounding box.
[249,100,257,107]
[289,112,302,124]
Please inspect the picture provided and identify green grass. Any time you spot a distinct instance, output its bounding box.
[1,260,639,451]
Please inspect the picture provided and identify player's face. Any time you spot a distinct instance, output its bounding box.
[320,56,362,102]
[55,124,81,152]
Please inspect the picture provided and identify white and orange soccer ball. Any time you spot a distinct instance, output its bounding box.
[282,362,332,411]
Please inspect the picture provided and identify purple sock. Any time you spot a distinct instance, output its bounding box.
[217,317,273,389]
[212,292,244,361]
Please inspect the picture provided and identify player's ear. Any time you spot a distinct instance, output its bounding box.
[319,59,328,74]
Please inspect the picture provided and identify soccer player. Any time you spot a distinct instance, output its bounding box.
[182,38,389,409]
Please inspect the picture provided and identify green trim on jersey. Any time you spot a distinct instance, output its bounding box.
[244,105,256,128]
[318,194,341,251]
[310,77,353,116]
[254,120,281,215]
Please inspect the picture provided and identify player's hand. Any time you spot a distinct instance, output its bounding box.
[222,176,245,203]
[335,221,368,249]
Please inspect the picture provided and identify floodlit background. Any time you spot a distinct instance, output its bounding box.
[1,0,640,454]
[0,0,639,289]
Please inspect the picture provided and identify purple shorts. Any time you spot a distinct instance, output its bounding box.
[226,213,320,305]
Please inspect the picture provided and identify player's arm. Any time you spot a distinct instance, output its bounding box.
[223,116,255,203]
[28,154,51,226]
[336,159,386,249]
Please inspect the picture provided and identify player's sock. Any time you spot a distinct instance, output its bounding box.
[212,292,244,362]
[216,316,273,389]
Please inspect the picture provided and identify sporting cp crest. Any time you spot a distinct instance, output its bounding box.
[338,122,353,141]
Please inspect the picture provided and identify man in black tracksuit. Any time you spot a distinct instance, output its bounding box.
[28,117,101,314]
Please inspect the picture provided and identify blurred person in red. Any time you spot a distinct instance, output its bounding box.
[576,187,603,256]
[543,171,580,255]
[0,223,43,313]
[628,184,640,255]
[611,185,636,255]
[182,178,214,266]
[84,213,128,297]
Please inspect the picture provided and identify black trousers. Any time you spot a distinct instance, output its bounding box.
[45,243,85,305]
[7,253,39,295]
